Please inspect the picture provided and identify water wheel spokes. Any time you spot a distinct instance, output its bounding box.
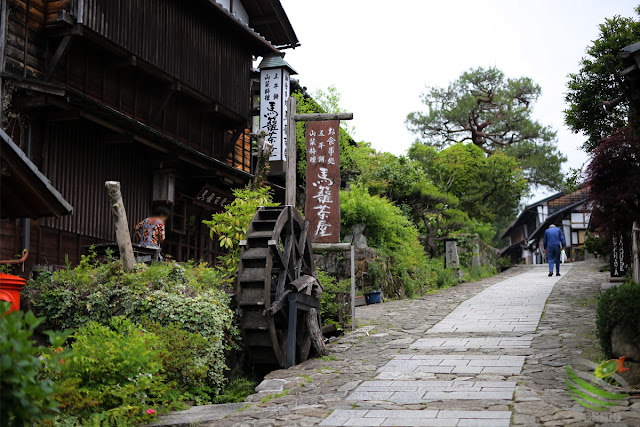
[237,206,319,368]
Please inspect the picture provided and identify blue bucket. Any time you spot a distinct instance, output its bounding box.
[365,291,382,305]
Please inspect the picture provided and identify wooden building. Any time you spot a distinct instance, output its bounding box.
[500,187,591,264]
[0,0,298,272]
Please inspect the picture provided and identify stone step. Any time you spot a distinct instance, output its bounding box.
[320,409,511,426]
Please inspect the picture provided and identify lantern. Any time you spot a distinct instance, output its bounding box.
[152,169,175,204]
[258,54,297,169]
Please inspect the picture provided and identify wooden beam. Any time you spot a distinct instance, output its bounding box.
[293,113,353,122]
[7,79,66,97]
[311,243,352,253]
[285,96,297,206]
[45,35,73,80]
[56,10,76,26]
[267,0,297,48]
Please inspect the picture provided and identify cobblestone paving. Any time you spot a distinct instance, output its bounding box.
[204,261,639,426]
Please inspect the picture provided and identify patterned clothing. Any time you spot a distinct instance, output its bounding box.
[134,217,166,248]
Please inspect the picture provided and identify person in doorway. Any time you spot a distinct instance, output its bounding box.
[543,224,566,277]
[134,206,170,249]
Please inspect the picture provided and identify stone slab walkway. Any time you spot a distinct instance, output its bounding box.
[191,261,639,426]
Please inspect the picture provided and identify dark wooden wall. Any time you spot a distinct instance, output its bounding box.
[41,121,153,241]
[4,0,47,77]
[49,39,252,173]
[54,0,254,117]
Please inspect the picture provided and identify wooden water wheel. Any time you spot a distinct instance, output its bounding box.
[237,206,325,368]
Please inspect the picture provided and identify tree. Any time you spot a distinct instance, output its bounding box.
[360,154,474,256]
[406,67,566,189]
[585,125,640,240]
[565,7,640,152]
[292,85,356,181]
[407,143,528,224]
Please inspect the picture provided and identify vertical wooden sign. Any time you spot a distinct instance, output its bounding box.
[305,121,340,243]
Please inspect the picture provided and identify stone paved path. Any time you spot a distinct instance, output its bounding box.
[322,268,567,426]
[196,261,639,427]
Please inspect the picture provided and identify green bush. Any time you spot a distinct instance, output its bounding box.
[340,186,444,297]
[0,302,71,426]
[142,321,216,404]
[47,317,179,425]
[596,280,640,358]
[317,270,351,327]
[25,260,238,398]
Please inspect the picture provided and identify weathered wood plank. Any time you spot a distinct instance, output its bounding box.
[293,112,353,122]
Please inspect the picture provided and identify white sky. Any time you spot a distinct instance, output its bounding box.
[279,0,637,201]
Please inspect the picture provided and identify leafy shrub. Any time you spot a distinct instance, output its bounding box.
[25,261,238,398]
[142,321,218,404]
[317,270,351,327]
[48,317,176,425]
[596,280,640,358]
[584,232,609,257]
[212,377,257,404]
[0,302,71,426]
[203,186,278,282]
[340,186,434,297]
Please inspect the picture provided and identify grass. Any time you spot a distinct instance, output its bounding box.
[319,354,337,361]
[260,389,289,404]
[213,377,257,404]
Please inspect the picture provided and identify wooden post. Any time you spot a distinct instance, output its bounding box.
[105,181,136,272]
[285,96,297,206]
[633,222,640,284]
[293,113,354,122]
[350,244,356,330]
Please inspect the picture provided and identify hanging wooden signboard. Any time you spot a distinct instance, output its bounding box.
[304,121,340,243]
[610,233,630,278]
[193,184,231,210]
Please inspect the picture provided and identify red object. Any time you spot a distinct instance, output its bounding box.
[0,273,27,313]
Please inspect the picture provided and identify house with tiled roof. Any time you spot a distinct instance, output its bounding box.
[500,187,591,264]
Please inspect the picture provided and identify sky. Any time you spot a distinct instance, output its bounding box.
[278,0,637,201]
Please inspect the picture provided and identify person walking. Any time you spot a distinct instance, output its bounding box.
[543,224,566,277]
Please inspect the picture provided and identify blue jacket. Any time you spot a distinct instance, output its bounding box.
[543,227,566,249]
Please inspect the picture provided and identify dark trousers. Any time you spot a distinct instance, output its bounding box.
[548,245,561,273]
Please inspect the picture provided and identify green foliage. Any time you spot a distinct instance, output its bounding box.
[407,66,565,189]
[596,281,640,358]
[203,186,278,282]
[212,377,257,404]
[292,86,357,181]
[0,302,72,426]
[142,321,216,403]
[25,260,238,400]
[408,143,528,224]
[64,318,162,387]
[584,233,609,258]
[317,270,350,327]
[48,317,179,425]
[346,145,508,250]
[340,186,451,297]
[565,6,640,151]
